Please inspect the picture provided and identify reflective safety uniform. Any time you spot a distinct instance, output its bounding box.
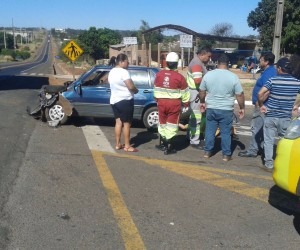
[154,69,190,144]
[186,57,208,145]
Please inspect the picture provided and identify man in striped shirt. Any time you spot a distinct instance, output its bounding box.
[258,57,300,172]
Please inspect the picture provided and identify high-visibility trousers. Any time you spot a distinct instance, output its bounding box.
[157,99,181,140]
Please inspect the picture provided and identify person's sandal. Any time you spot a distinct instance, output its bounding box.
[115,144,125,150]
[124,146,139,152]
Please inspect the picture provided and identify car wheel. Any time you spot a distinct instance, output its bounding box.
[45,101,68,125]
[143,106,159,129]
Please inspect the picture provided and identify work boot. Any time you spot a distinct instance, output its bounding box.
[163,138,177,155]
[155,135,167,151]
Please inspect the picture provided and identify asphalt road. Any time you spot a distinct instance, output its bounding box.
[0,80,299,249]
[0,40,300,249]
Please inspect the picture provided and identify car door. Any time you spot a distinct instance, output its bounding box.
[70,69,112,117]
[129,68,157,119]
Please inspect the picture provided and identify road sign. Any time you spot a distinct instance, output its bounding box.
[180,35,193,48]
[123,37,137,45]
[62,40,83,61]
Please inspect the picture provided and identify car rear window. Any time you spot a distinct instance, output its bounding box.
[129,70,150,89]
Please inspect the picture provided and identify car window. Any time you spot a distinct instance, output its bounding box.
[99,71,110,84]
[129,70,150,89]
[149,69,157,88]
[82,70,110,86]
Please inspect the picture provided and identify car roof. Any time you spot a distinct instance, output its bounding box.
[94,65,159,70]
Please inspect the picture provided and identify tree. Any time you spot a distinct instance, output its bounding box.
[247,0,300,53]
[77,27,121,62]
[0,32,14,50]
[137,20,163,45]
[198,39,215,49]
[210,23,233,37]
[281,0,300,53]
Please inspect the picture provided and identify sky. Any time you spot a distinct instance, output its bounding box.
[2,0,260,36]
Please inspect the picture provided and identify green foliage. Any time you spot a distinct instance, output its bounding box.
[0,48,30,60]
[247,0,276,50]
[282,0,300,53]
[0,32,14,49]
[22,46,30,51]
[247,0,300,53]
[77,27,121,62]
[137,20,163,45]
[198,40,215,48]
[0,48,14,56]
[15,50,30,60]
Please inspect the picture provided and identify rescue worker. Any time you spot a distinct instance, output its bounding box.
[154,52,190,155]
[186,46,212,149]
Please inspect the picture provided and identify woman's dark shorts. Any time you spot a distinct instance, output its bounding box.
[111,99,134,123]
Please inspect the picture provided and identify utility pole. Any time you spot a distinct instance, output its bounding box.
[20,27,22,46]
[12,18,16,51]
[272,0,284,62]
[3,27,6,49]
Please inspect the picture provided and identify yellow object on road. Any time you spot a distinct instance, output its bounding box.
[273,138,300,196]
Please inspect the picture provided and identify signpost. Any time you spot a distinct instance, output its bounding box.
[62,40,83,80]
[180,35,193,48]
[123,37,137,64]
[123,37,137,45]
[180,35,193,69]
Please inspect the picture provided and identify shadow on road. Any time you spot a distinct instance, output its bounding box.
[0,76,49,91]
[268,185,300,235]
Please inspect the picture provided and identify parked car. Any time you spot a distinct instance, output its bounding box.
[268,116,300,215]
[45,65,160,129]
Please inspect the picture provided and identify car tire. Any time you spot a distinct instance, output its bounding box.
[143,106,159,129]
[45,101,68,125]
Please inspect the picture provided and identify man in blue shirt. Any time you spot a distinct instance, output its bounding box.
[239,53,277,158]
[258,57,300,171]
[199,54,245,161]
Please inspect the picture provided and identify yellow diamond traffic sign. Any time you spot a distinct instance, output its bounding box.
[62,40,83,61]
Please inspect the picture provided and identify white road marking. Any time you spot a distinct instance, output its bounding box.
[82,125,115,153]
[236,130,252,136]
[237,125,251,130]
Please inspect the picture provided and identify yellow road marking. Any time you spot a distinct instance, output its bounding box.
[91,151,146,250]
[144,159,269,202]
[101,152,271,203]
[101,152,272,180]
[91,150,271,249]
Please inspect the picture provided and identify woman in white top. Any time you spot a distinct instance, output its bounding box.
[108,54,139,152]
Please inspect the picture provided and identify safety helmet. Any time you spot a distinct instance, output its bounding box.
[166,52,179,62]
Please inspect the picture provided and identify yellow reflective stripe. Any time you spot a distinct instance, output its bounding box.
[165,123,178,139]
[154,87,186,99]
[154,87,181,94]
[187,71,196,89]
[158,124,166,137]
[181,88,190,103]
[158,123,178,139]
